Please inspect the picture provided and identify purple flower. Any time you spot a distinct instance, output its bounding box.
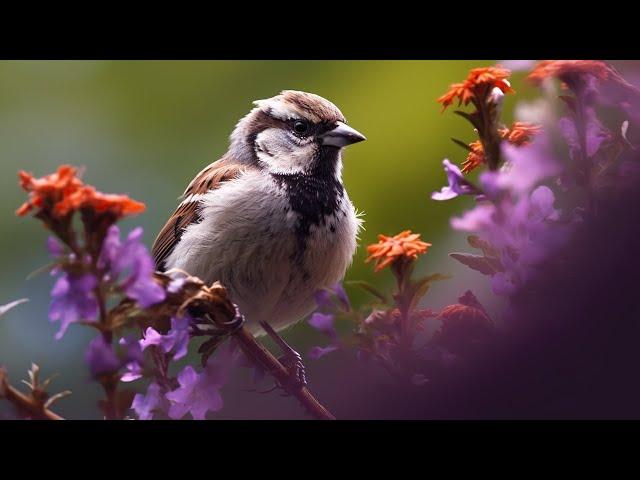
[121,361,143,383]
[165,364,225,420]
[307,312,341,360]
[99,226,166,308]
[85,335,144,380]
[451,132,569,297]
[164,344,237,420]
[308,344,339,360]
[308,313,337,339]
[49,273,99,340]
[140,315,191,360]
[558,112,610,159]
[119,336,144,382]
[314,283,350,312]
[132,382,168,420]
[85,336,120,378]
[432,159,481,201]
[482,135,561,197]
[452,181,569,296]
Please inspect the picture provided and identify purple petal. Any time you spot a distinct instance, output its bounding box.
[334,284,350,311]
[432,159,480,201]
[49,273,98,340]
[308,312,337,339]
[313,289,333,310]
[308,344,339,360]
[85,336,121,377]
[132,382,166,420]
[140,327,163,351]
[120,362,143,383]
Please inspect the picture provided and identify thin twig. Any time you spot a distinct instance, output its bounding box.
[0,368,64,420]
[233,327,336,420]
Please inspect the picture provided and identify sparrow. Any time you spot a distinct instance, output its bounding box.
[152,90,365,378]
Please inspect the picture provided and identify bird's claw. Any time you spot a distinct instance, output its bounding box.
[192,305,244,337]
[278,350,307,389]
[223,304,245,334]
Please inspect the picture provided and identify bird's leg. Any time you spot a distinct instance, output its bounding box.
[259,320,307,388]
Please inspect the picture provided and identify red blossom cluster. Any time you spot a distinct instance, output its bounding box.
[527,60,612,85]
[462,122,543,173]
[437,66,515,112]
[17,164,145,220]
[366,230,432,272]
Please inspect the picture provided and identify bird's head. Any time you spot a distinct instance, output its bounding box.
[229,90,365,177]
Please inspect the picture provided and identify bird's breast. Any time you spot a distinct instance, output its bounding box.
[166,171,360,331]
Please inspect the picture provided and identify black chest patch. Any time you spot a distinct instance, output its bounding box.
[271,149,344,265]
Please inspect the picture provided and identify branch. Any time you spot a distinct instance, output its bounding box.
[233,327,336,420]
[0,367,64,420]
[193,284,336,420]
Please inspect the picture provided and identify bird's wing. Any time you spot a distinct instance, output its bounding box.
[152,157,248,270]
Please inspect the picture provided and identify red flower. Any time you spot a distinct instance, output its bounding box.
[499,122,542,146]
[366,230,431,272]
[460,123,542,174]
[55,186,145,217]
[461,141,485,174]
[17,165,145,220]
[527,60,612,85]
[16,165,83,216]
[438,66,515,112]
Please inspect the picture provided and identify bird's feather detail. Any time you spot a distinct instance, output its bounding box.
[152,157,247,270]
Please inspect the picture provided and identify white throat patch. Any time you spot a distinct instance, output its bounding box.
[254,128,318,175]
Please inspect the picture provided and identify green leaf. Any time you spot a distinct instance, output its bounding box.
[451,137,473,152]
[467,235,500,258]
[454,110,482,130]
[345,280,389,304]
[449,253,498,275]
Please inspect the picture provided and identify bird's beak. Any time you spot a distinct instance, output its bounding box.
[320,121,366,147]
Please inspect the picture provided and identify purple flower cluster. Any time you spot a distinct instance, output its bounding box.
[49,273,99,340]
[140,315,191,361]
[84,335,143,379]
[450,135,570,295]
[131,342,237,420]
[99,226,166,308]
[47,226,165,340]
[433,61,640,299]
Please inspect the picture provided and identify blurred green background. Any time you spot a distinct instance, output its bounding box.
[0,60,536,419]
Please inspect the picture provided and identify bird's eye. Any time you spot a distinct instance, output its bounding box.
[293,120,309,136]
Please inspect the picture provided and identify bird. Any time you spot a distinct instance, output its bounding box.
[152,90,365,383]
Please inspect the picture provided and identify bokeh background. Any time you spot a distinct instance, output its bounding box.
[0,60,545,419]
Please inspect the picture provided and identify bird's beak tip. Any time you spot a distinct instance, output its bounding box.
[321,121,366,148]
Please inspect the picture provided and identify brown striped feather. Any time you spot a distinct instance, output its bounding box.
[152,157,248,270]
